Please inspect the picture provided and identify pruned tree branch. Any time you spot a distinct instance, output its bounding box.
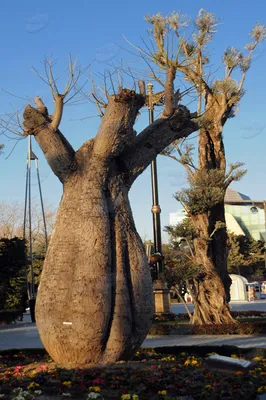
[120,106,197,184]
[138,80,146,96]
[92,89,145,161]
[51,94,64,131]
[23,103,76,183]
[162,66,176,117]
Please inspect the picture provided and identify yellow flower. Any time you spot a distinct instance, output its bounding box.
[231,354,238,359]
[158,390,167,396]
[205,385,212,390]
[132,396,139,400]
[89,386,101,393]
[27,382,40,390]
[27,370,37,378]
[121,395,131,400]
[63,381,72,388]
[253,356,262,361]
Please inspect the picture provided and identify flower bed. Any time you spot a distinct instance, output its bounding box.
[1,347,266,399]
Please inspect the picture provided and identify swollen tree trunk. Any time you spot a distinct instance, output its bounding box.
[36,163,153,365]
[23,76,197,367]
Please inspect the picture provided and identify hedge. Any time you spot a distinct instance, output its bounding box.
[0,310,25,325]
[176,310,266,321]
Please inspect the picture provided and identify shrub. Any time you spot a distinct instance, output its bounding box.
[191,321,266,335]
[176,313,191,321]
[153,312,178,321]
[175,310,266,321]
[0,310,24,325]
[0,238,27,314]
[231,310,266,318]
[149,322,192,335]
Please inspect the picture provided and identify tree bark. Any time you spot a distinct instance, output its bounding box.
[23,87,197,367]
[188,94,235,325]
[191,205,234,325]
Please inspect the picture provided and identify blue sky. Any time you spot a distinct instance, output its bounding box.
[1,0,266,242]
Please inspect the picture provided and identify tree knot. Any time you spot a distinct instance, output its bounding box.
[168,105,196,131]
[23,105,50,136]
[114,89,145,107]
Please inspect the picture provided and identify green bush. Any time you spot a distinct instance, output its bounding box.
[231,310,266,318]
[149,322,192,335]
[191,321,266,335]
[0,238,27,316]
[176,310,266,321]
[149,319,266,335]
[153,312,178,321]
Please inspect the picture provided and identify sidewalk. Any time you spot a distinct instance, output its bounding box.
[1,323,266,351]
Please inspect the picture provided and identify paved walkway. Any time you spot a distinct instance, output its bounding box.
[0,323,266,350]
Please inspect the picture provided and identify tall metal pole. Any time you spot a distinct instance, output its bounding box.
[147,82,163,279]
[23,160,30,299]
[28,135,35,299]
[23,135,48,322]
[36,158,48,251]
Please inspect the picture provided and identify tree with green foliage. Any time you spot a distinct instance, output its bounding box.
[142,10,266,324]
[227,233,265,280]
[165,218,201,321]
[0,238,27,313]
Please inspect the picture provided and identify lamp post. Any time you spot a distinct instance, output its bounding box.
[147,82,171,314]
[147,82,163,280]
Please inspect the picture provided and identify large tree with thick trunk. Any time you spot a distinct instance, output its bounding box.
[22,61,197,367]
[142,10,266,324]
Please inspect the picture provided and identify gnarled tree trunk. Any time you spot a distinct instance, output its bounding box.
[191,208,234,325]
[23,70,197,367]
[190,94,235,325]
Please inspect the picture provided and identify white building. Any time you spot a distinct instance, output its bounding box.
[229,274,248,301]
[169,209,187,226]
[169,188,266,242]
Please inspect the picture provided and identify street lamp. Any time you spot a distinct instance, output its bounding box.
[146,82,171,314]
[147,82,163,280]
